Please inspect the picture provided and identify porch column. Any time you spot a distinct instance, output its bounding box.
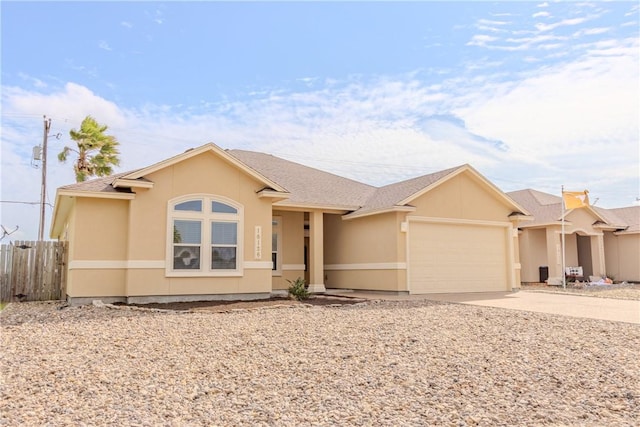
[591,234,606,278]
[511,226,522,289]
[546,227,562,278]
[307,210,326,293]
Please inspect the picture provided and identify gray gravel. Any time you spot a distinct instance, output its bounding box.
[1,300,639,426]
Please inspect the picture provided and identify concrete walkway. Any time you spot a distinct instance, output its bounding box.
[329,290,640,324]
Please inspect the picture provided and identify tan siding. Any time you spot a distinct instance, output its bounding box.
[66,150,276,299]
[325,212,400,264]
[72,198,129,261]
[323,212,404,291]
[519,229,549,282]
[604,232,640,282]
[326,270,406,292]
[410,173,512,220]
[67,269,126,297]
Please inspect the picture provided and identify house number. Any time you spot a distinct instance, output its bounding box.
[255,226,262,259]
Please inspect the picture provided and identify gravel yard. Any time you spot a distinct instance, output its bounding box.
[1,299,639,426]
[522,282,640,301]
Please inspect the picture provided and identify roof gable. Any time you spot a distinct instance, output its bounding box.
[124,143,288,193]
[508,188,635,231]
[346,164,530,219]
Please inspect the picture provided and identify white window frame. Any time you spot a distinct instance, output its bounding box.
[272,216,282,276]
[166,194,243,277]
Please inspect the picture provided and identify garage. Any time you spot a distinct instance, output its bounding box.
[408,220,512,294]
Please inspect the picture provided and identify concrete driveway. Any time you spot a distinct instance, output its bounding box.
[331,290,640,324]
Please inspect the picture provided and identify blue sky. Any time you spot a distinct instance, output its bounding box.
[2,1,639,241]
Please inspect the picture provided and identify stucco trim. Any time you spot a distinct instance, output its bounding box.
[324,263,408,271]
[57,189,136,200]
[272,201,355,214]
[407,216,512,228]
[112,178,154,189]
[244,261,273,269]
[342,206,416,221]
[283,264,306,271]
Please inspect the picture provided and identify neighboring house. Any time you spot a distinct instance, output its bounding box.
[50,143,531,304]
[508,189,640,283]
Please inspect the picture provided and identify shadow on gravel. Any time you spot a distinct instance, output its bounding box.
[113,295,367,311]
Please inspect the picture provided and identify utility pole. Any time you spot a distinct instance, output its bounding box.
[38,116,51,241]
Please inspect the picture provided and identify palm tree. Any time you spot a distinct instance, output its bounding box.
[58,115,121,182]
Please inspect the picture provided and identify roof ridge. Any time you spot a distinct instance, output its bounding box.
[360,165,463,211]
[229,149,377,190]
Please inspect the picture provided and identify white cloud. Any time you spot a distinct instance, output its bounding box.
[2,32,638,239]
[98,41,112,51]
[533,11,551,18]
[455,37,639,199]
[573,27,610,37]
[535,17,591,32]
[121,21,133,28]
[466,34,500,47]
[17,72,47,88]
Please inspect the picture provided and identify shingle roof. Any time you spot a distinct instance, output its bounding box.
[507,189,563,226]
[228,149,376,209]
[507,188,636,232]
[59,171,137,194]
[607,206,640,233]
[56,147,501,215]
[355,166,461,214]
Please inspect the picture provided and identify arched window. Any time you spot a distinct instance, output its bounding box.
[168,195,243,276]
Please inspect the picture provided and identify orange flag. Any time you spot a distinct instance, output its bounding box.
[563,190,589,209]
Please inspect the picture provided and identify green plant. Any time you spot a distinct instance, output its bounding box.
[287,277,309,301]
[58,115,120,182]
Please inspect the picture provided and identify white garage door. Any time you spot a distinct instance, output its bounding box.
[408,221,509,294]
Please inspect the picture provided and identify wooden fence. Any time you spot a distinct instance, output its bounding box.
[0,241,67,302]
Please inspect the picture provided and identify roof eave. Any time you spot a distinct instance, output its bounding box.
[112,178,154,190]
[343,205,416,221]
[50,192,71,239]
[257,189,291,202]
[273,200,358,214]
[518,220,572,229]
[614,229,639,235]
[56,189,136,200]
[508,212,534,222]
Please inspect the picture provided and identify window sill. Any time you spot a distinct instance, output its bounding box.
[165,271,243,278]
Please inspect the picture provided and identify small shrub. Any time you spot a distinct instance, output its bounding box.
[287,277,310,301]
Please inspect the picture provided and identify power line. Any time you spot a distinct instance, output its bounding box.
[0,200,54,208]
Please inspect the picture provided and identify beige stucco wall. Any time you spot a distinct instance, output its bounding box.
[64,197,128,298]
[323,172,518,292]
[324,212,406,291]
[604,232,640,282]
[325,212,401,264]
[72,197,129,260]
[127,151,273,262]
[519,228,549,282]
[64,151,275,300]
[518,208,610,283]
[67,270,127,297]
[410,173,513,220]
